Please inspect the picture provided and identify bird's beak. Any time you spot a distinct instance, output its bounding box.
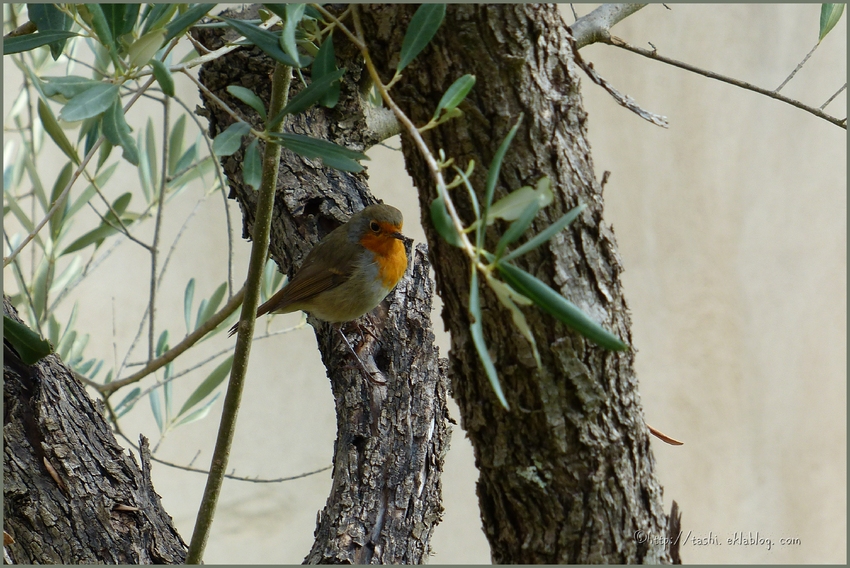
[393,232,413,245]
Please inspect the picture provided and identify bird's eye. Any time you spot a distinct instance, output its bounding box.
[370,221,380,233]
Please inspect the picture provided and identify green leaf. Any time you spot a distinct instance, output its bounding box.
[430,196,463,247]
[3,316,53,365]
[243,138,262,190]
[212,121,251,156]
[37,98,80,164]
[271,132,367,172]
[97,139,114,170]
[151,58,175,97]
[59,83,119,122]
[496,261,628,351]
[469,268,509,409]
[4,189,37,237]
[432,74,475,121]
[155,330,170,357]
[163,4,215,44]
[79,115,101,157]
[494,199,542,259]
[173,392,221,427]
[486,274,540,368]
[170,154,215,188]
[3,31,79,56]
[31,257,51,321]
[269,68,346,128]
[262,258,284,302]
[312,34,340,108]
[144,119,158,192]
[487,176,554,225]
[48,256,82,297]
[102,99,140,165]
[177,356,233,417]
[24,153,48,211]
[142,4,177,34]
[196,282,227,329]
[149,389,164,432]
[227,85,266,120]
[280,4,309,68]
[173,143,198,177]
[820,4,845,41]
[483,115,523,225]
[42,76,102,99]
[501,203,586,263]
[221,16,300,67]
[168,114,187,175]
[398,4,446,73]
[49,162,74,239]
[47,314,61,346]
[128,28,166,68]
[87,4,117,54]
[114,387,141,417]
[101,4,140,39]
[26,4,74,59]
[183,278,195,334]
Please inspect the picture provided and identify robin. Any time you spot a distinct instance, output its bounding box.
[229,203,408,338]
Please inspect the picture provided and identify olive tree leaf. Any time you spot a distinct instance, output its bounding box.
[398,4,446,72]
[496,260,628,351]
[3,316,53,365]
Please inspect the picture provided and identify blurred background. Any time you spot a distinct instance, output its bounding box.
[4,4,845,563]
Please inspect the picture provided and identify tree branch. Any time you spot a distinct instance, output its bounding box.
[98,285,245,397]
[606,36,847,129]
[570,3,647,49]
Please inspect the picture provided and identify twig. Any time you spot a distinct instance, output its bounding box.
[156,199,204,291]
[118,432,332,483]
[606,37,846,129]
[568,34,668,128]
[820,83,846,111]
[148,99,170,361]
[83,192,151,251]
[775,41,819,93]
[99,285,246,397]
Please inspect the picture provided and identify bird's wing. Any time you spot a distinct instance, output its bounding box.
[256,237,357,317]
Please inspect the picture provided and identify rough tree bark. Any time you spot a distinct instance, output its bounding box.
[192,8,450,564]
[3,298,187,564]
[355,4,673,563]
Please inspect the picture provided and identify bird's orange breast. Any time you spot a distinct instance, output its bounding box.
[360,231,407,289]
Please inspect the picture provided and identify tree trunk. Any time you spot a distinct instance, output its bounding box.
[3,297,187,564]
[192,9,450,564]
[356,4,672,563]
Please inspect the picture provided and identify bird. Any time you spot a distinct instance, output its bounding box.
[229,203,408,338]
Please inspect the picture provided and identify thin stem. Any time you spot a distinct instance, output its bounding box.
[775,41,819,93]
[185,63,292,565]
[607,37,846,130]
[820,83,846,111]
[118,432,332,483]
[99,286,246,397]
[148,99,170,361]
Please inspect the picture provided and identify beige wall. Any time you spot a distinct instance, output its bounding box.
[3,4,845,563]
